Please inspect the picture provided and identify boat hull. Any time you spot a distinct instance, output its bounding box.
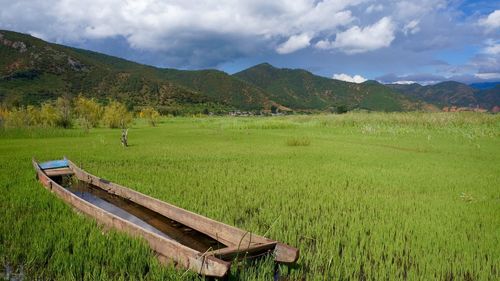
[33,158,299,277]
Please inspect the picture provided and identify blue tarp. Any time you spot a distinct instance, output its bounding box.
[39,159,69,170]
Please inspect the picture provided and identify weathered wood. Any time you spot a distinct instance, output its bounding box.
[206,242,277,260]
[69,160,266,247]
[44,167,74,176]
[274,243,300,263]
[33,158,299,276]
[121,129,128,147]
[33,159,230,277]
[67,159,298,263]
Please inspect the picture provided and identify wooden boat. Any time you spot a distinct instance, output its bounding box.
[33,158,298,277]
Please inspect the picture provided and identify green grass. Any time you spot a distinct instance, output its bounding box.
[1,112,499,280]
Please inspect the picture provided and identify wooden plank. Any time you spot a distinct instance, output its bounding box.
[206,242,277,260]
[44,167,73,176]
[274,243,300,264]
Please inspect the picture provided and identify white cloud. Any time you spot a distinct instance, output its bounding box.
[332,73,367,83]
[482,40,500,55]
[475,72,500,80]
[316,17,395,54]
[392,80,416,84]
[403,20,420,35]
[276,33,312,54]
[376,73,447,85]
[479,10,500,31]
[28,31,48,41]
[392,80,440,85]
[394,0,446,20]
[1,0,359,52]
[296,1,358,32]
[366,4,384,14]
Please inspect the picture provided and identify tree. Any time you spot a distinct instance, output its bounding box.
[102,100,132,129]
[75,96,103,130]
[139,106,160,126]
[335,104,349,114]
[55,96,73,128]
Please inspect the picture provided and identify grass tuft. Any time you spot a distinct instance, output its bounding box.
[286,136,311,146]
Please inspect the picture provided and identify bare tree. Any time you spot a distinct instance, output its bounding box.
[121,128,128,147]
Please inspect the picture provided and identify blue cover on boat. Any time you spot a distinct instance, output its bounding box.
[39,159,69,170]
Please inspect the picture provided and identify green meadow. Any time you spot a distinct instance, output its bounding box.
[1,112,499,280]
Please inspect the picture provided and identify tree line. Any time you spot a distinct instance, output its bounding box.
[0,96,160,130]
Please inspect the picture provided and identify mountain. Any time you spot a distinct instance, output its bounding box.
[475,85,500,109]
[387,81,477,106]
[388,81,499,110]
[233,63,424,111]
[0,30,267,111]
[0,29,426,112]
[157,69,269,110]
[470,82,500,90]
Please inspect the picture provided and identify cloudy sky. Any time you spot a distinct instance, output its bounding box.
[1,0,499,84]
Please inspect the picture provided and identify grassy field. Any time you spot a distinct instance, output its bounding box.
[1,112,499,280]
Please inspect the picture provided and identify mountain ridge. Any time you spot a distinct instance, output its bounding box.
[469,82,500,90]
[387,81,499,110]
[234,63,425,111]
[1,29,497,112]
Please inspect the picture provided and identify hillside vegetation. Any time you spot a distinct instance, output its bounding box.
[388,82,500,110]
[0,31,217,110]
[234,63,424,111]
[2,30,498,113]
[1,30,427,112]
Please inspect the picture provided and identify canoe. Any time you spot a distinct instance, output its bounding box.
[33,158,298,277]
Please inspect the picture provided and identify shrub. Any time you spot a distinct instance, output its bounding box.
[335,104,349,114]
[4,107,29,128]
[2,103,66,128]
[139,107,160,126]
[40,102,61,127]
[26,105,42,126]
[102,101,132,129]
[0,106,10,127]
[75,96,103,129]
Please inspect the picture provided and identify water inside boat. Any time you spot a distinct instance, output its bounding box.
[50,175,227,253]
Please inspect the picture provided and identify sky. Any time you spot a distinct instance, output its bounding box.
[0,0,499,85]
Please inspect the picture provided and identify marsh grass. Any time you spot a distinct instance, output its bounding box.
[1,112,499,280]
[286,136,311,146]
